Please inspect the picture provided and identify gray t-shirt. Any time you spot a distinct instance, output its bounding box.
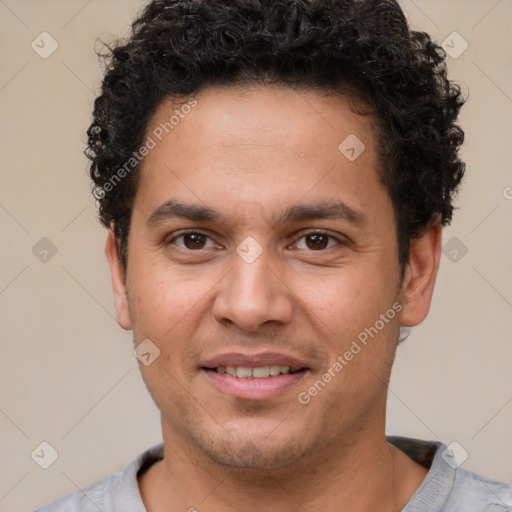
[34,436,512,511]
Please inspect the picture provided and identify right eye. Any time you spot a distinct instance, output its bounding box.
[168,230,219,251]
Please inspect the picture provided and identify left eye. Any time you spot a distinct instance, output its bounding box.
[294,232,339,251]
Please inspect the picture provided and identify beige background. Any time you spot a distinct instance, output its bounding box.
[0,1,511,510]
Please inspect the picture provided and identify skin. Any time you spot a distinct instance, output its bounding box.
[106,84,441,511]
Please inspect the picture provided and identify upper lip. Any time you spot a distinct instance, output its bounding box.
[201,352,309,371]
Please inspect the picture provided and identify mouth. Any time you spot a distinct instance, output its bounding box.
[205,365,305,379]
[200,352,310,399]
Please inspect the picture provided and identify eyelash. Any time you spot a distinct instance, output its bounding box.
[167,229,344,252]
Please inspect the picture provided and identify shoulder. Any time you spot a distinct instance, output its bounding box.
[33,443,164,512]
[388,436,512,512]
[33,475,112,512]
[447,467,512,511]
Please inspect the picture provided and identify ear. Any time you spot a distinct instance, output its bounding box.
[399,219,442,327]
[105,227,132,330]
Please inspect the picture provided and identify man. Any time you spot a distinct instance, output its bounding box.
[36,0,512,510]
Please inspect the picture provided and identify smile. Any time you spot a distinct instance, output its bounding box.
[213,365,302,379]
[200,353,309,399]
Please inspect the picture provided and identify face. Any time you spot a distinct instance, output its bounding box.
[107,85,440,470]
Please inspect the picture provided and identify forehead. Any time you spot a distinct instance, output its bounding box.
[132,84,389,228]
[146,84,378,162]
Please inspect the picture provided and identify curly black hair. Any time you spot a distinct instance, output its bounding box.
[86,0,466,272]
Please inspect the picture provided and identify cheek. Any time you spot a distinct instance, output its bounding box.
[129,262,189,313]
[295,263,397,333]
[126,262,221,350]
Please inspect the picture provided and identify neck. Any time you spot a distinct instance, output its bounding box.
[138,419,428,512]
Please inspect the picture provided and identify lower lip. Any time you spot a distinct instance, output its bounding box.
[201,369,308,400]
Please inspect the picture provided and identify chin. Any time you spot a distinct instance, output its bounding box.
[189,426,309,470]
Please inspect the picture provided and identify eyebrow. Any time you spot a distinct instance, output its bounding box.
[145,199,366,228]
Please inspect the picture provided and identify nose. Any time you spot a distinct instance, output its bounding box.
[212,248,293,332]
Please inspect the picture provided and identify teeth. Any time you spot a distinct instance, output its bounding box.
[269,365,281,376]
[252,366,270,378]
[236,366,252,378]
[215,365,292,378]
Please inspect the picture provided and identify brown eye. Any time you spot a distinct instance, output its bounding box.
[170,231,216,250]
[294,232,339,251]
[182,233,207,249]
[305,233,329,250]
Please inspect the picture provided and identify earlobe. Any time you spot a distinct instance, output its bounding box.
[399,219,442,328]
[105,227,133,330]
